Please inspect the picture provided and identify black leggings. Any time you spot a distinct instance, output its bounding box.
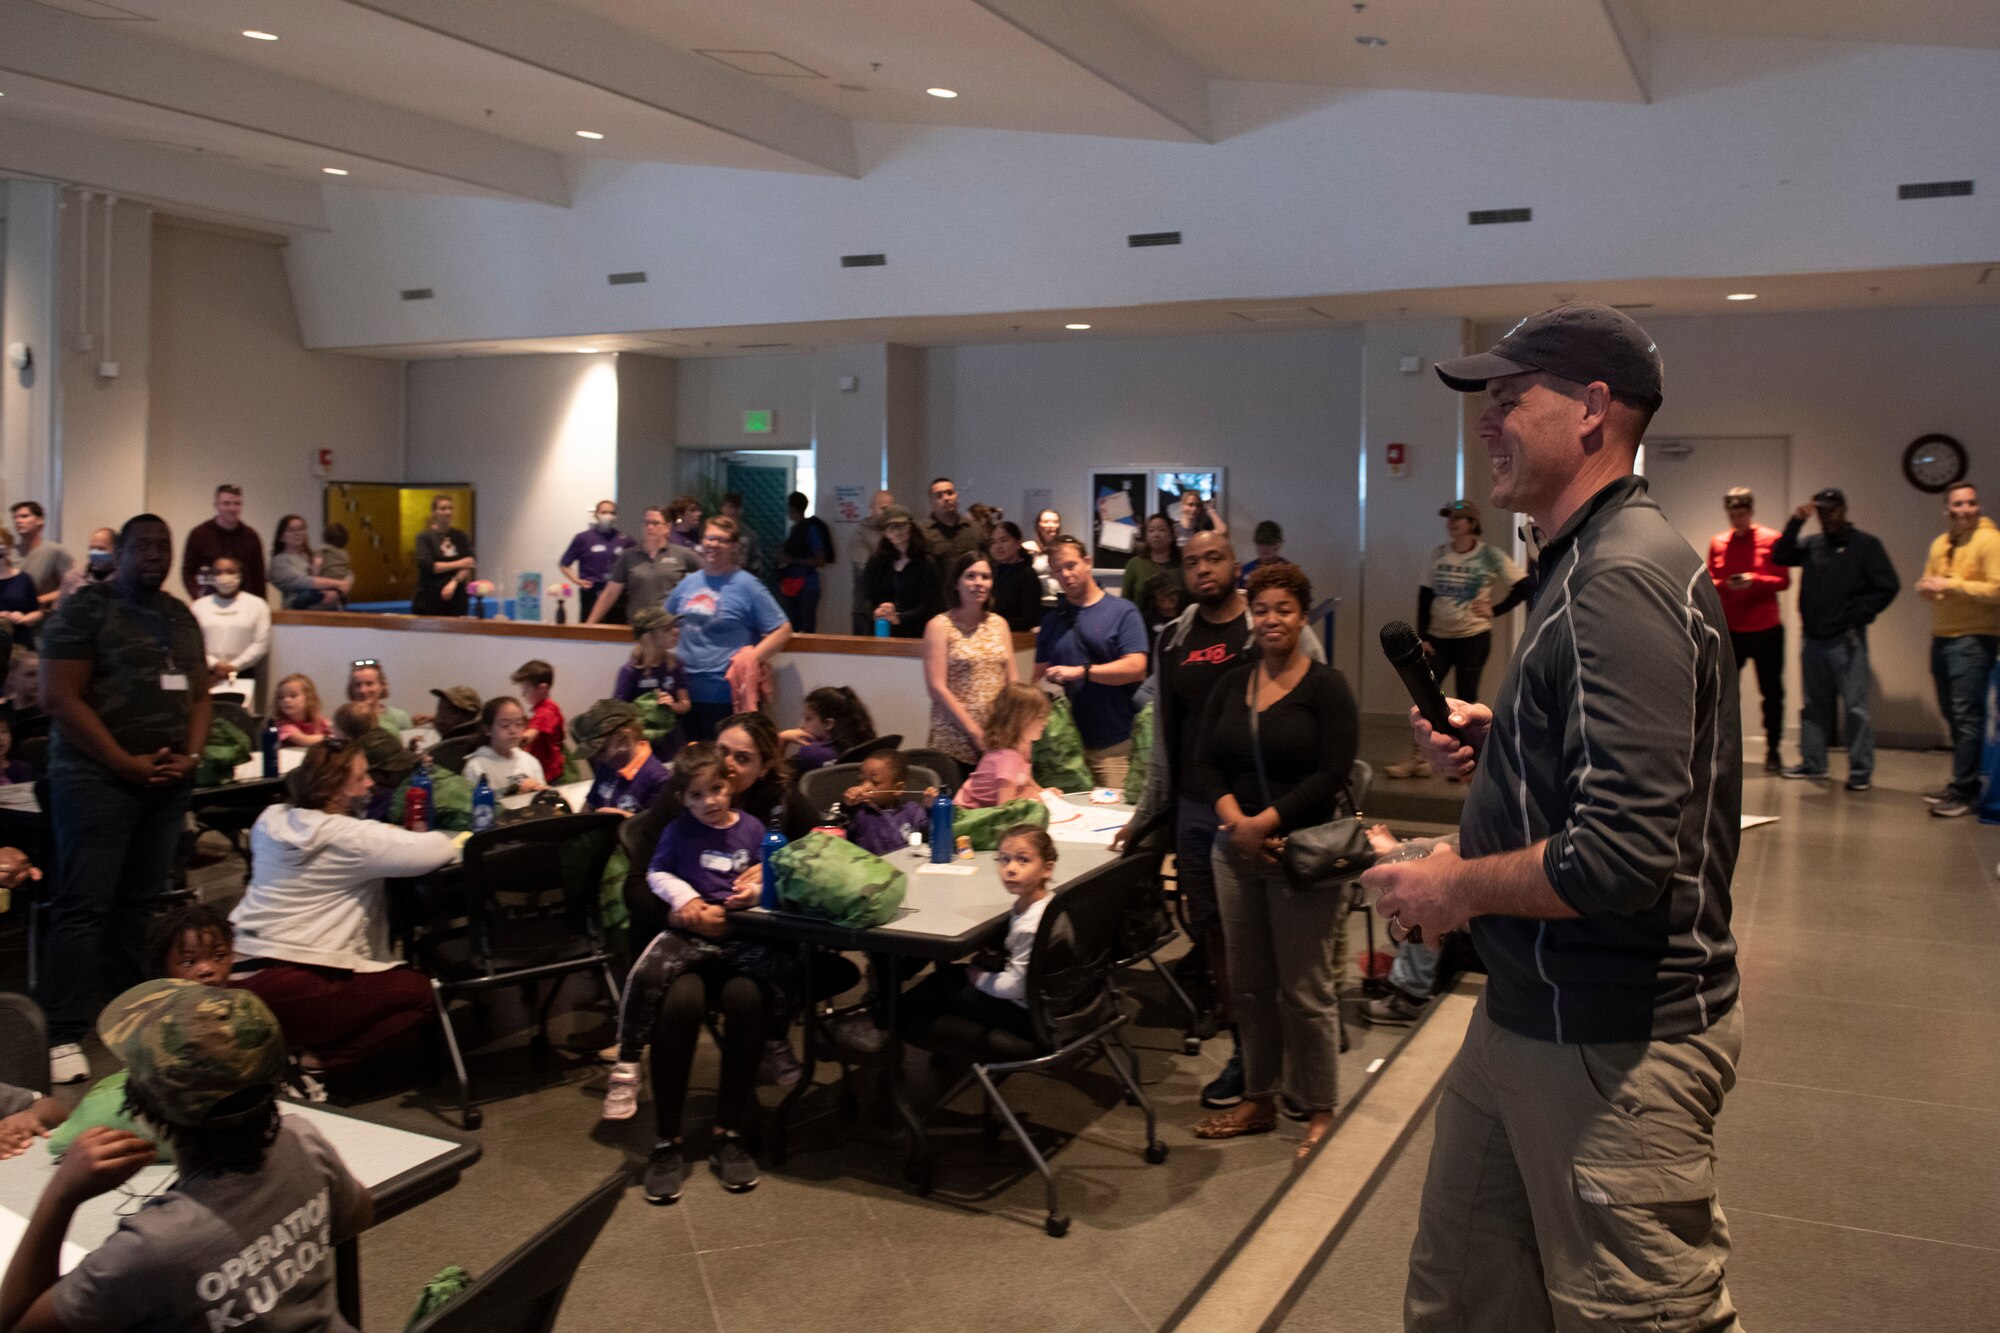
[1428,632,1492,703]
[652,961,770,1140]
[897,964,1036,1044]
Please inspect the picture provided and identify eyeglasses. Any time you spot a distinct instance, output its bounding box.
[350,659,379,669]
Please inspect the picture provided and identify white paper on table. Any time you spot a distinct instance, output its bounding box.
[917,863,978,876]
[1039,791,1084,825]
[1097,522,1136,553]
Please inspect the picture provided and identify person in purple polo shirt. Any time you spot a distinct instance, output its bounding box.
[561,500,638,624]
[573,700,671,816]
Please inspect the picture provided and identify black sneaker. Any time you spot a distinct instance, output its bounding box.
[709,1132,760,1193]
[1781,764,1827,781]
[1844,776,1872,793]
[1764,750,1783,773]
[1923,788,1953,806]
[1360,991,1429,1027]
[1200,1046,1244,1109]
[1932,799,1973,818]
[643,1140,684,1205]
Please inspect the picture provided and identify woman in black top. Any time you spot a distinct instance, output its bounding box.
[864,505,943,639]
[984,522,1044,633]
[1190,562,1356,1157]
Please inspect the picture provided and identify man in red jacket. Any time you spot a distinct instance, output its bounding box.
[1709,486,1790,771]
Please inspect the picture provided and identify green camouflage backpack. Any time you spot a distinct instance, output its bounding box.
[632,695,682,752]
[1122,703,1154,805]
[1031,692,1093,792]
[952,797,1051,851]
[770,833,907,929]
[194,716,253,787]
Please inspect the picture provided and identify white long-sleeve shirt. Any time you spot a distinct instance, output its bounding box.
[191,592,271,693]
[233,806,459,971]
[461,745,546,796]
[974,893,1049,1006]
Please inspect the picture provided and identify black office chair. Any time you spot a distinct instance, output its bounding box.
[1112,825,1204,1053]
[405,1171,625,1333]
[418,812,626,1129]
[900,748,964,790]
[0,993,50,1094]
[836,734,900,765]
[904,850,1170,1237]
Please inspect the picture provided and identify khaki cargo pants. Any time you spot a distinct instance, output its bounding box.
[1406,995,1745,1332]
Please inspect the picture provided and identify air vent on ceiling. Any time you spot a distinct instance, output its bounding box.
[607,271,648,286]
[840,253,887,268]
[1127,231,1182,248]
[1898,180,1973,200]
[695,50,824,78]
[399,288,434,301]
[1468,208,1532,226]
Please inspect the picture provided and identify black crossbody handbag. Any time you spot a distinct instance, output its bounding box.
[1244,668,1374,890]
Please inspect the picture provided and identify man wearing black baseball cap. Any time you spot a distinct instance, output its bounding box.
[1364,303,1744,1331]
[1772,487,1900,790]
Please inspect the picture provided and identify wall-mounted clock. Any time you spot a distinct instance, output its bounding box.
[1903,434,1968,494]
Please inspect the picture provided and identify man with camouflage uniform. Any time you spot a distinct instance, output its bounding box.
[39,515,210,1087]
[0,980,374,1331]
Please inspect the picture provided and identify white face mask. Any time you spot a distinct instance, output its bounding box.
[212,573,243,597]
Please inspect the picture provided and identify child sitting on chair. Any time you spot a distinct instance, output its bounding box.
[955,684,1052,809]
[841,750,933,855]
[898,824,1054,1043]
[778,686,876,775]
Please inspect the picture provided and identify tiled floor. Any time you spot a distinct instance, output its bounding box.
[1280,745,2000,1331]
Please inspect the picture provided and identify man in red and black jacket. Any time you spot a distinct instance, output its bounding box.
[1707,486,1790,771]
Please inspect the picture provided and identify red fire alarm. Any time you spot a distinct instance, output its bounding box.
[313,448,333,477]
[1385,442,1408,476]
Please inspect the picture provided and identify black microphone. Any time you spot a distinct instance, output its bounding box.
[1380,621,1464,744]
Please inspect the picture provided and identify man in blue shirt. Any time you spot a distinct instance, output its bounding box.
[667,516,792,740]
[1035,536,1149,788]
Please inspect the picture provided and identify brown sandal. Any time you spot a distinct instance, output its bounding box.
[1194,1108,1278,1140]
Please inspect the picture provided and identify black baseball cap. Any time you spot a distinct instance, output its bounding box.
[1436,302,1664,410]
[1813,488,1845,509]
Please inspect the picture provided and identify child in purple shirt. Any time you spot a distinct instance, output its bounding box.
[778,685,877,775]
[841,751,933,856]
[573,700,672,815]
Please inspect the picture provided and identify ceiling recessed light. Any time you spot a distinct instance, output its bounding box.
[242,30,279,41]
[575,129,605,140]
[1064,323,1091,331]
[1725,293,1758,301]
[321,167,349,176]
[926,87,958,99]
[1356,35,1388,48]
[576,347,599,354]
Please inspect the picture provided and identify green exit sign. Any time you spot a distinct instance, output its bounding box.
[742,409,774,434]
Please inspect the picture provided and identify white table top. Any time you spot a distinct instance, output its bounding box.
[1045,789,1135,846]
[228,746,305,785]
[0,1103,469,1275]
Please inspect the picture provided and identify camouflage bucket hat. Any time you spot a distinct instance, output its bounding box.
[97,980,287,1128]
[570,699,642,759]
[358,727,417,781]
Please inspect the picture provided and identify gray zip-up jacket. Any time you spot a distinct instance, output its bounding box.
[1127,599,1323,843]
[1462,475,1740,1045]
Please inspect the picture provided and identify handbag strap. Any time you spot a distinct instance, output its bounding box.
[1244,668,1278,817]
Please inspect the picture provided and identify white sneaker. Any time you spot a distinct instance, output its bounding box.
[832,1013,888,1054]
[758,1039,803,1087]
[602,1061,643,1121]
[49,1043,88,1085]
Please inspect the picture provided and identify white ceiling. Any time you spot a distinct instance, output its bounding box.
[345,263,2000,360]
[1631,0,2000,50]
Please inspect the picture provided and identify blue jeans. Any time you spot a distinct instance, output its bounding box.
[1932,634,1998,801]
[1389,937,1440,1001]
[41,765,193,1043]
[1800,630,1873,780]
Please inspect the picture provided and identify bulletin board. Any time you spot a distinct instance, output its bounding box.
[1152,469,1227,529]
[323,483,475,606]
[1086,470,1150,569]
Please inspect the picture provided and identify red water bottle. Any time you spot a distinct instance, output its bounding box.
[404,784,431,832]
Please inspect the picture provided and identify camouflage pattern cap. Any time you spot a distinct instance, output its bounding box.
[570,699,642,758]
[358,727,417,781]
[97,980,286,1127]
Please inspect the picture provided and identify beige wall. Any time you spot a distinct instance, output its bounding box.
[57,193,153,546]
[147,219,403,566]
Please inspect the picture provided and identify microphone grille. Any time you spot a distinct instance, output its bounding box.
[1380,620,1421,656]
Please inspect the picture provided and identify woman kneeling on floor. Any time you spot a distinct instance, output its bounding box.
[229,738,461,1075]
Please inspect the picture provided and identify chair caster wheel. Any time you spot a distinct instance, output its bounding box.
[1182,1037,1202,1056]
[462,1107,483,1131]
[1144,1142,1168,1165]
[1045,1215,1070,1238]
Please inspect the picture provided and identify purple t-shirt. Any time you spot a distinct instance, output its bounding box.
[648,810,766,905]
[848,800,925,856]
[587,752,671,814]
[561,529,636,585]
[613,659,690,704]
[793,741,840,774]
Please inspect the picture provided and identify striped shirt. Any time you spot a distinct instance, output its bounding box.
[1460,475,1741,1044]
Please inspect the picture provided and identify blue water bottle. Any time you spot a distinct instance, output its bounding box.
[759,810,788,910]
[471,773,496,832]
[929,788,955,864]
[260,718,281,778]
[874,616,891,638]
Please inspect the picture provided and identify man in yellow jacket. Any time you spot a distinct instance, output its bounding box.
[1917,482,2000,817]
